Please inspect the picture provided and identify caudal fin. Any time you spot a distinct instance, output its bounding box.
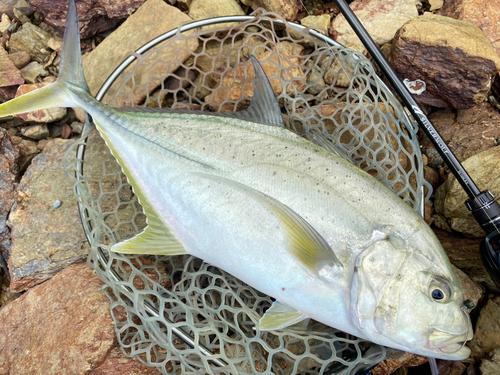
[0,0,89,118]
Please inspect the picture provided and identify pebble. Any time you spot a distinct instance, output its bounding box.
[53,200,61,209]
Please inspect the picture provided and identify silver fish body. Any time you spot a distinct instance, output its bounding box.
[0,0,472,361]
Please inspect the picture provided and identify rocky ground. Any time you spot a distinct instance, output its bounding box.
[0,0,500,374]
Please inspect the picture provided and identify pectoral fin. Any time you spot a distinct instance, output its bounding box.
[197,173,342,274]
[259,301,308,331]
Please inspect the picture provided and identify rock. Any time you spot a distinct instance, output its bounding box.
[330,0,418,48]
[453,265,484,309]
[189,0,245,30]
[0,269,17,307]
[434,146,500,237]
[438,0,500,55]
[7,139,90,292]
[19,60,48,83]
[14,82,66,122]
[26,0,145,39]
[301,14,331,34]
[0,129,20,265]
[469,296,500,361]
[8,22,52,61]
[371,352,428,375]
[419,103,500,169]
[0,263,160,374]
[10,135,39,171]
[480,347,500,375]
[13,7,30,24]
[428,0,443,11]
[389,14,500,109]
[82,0,198,106]
[69,121,83,134]
[0,0,33,19]
[0,13,11,34]
[433,229,497,292]
[46,34,62,54]
[0,45,24,87]
[0,86,18,102]
[7,50,30,69]
[240,0,299,21]
[205,42,306,112]
[21,124,49,139]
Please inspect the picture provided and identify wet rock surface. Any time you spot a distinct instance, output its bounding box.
[390,13,500,108]
[0,263,160,374]
[7,139,89,292]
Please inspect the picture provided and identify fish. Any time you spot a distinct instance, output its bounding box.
[0,0,472,361]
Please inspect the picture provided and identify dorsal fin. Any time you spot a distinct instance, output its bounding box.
[228,55,285,127]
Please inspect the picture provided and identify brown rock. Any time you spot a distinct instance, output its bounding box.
[8,22,52,61]
[0,85,18,102]
[301,14,331,34]
[438,0,500,56]
[420,103,500,169]
[189,0,245,30]
[82,0,198,106]
[0,45,24,87]
[26,0,145,39]
[390,13,500,108]
[14,82,67,122]
[371,352,427,375]
[453,265,484,309]
[0,128,20,263]
[434,146,500,237]
[0,0,33,19]
[0,263,159,374]
[10,135,39,171]
[469,295,500,361]
[7,50,30,69]
[7,139,90,292]
[330,0,418,48]
[433,229,498,292]
[21,123,49,139]
[0,269,17,307]
[19,61,48,83]
[205,42,306,112]
[240,0,299,21]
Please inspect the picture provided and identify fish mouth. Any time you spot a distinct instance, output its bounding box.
[429,328,473,357]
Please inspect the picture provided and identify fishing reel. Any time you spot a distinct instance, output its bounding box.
[466,191,500,289]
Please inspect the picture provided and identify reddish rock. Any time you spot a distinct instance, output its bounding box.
[420,103,500,168]
[7,51,30,69]
[14,82,67,123]
[26,0,145,39]
[0,263,160,374]
[371,352,427,375]
[330,0,418,48]
[438,0,500,55]
[0,46,24,87]
[0,129,20,264]
[390,13,500,108]
[7,139,90,292]
[0,85,18,102]
[0,0,33,19]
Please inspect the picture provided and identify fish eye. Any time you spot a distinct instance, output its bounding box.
[428,277,451,303]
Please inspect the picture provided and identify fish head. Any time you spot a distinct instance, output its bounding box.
[351,226,472,360]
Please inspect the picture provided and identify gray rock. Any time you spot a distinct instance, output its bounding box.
[330,0,418,48]
[21,124,49,139]
[7,138,90,292]
[8,22,51,61]
[19,61,48,83]
[390,13,500,108]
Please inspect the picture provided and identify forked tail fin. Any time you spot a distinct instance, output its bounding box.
[0,0,89,118]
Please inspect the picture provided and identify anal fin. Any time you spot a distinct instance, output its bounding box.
[259,301,308,331]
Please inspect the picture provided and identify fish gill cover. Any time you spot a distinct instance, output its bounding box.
[64,9,428,375]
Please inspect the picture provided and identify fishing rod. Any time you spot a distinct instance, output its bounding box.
[332,0,500,289]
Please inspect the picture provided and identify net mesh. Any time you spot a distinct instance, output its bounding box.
[64,11,427,375]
